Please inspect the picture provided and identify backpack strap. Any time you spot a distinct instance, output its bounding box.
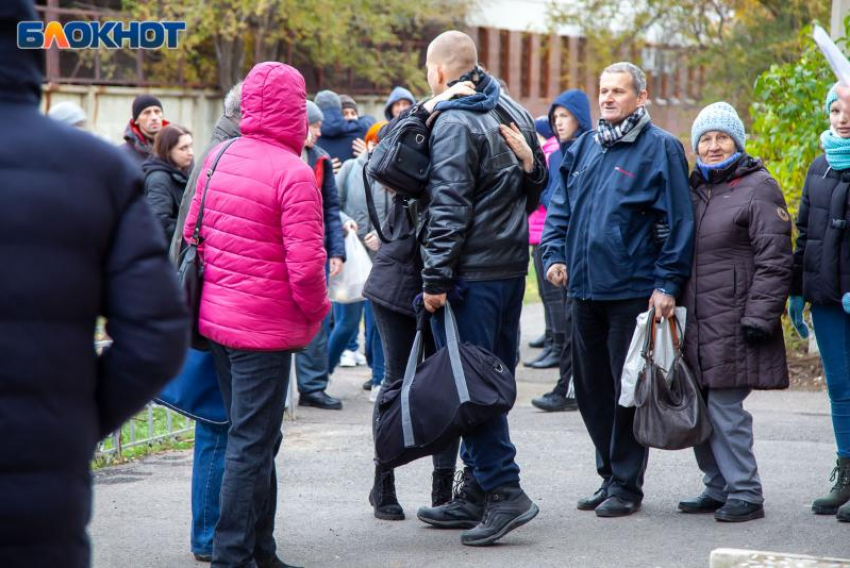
[363,156,391,244]
[190,138,239,246]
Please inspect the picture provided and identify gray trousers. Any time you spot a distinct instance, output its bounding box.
[693,388,764,504]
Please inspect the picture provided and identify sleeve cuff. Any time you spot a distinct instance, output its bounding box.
[423,282,449,294]
[655,280,681,298]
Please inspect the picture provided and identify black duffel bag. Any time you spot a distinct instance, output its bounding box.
[375,302,517,469]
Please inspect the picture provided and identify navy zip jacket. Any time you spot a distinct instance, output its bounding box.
[540,113,694,300]
[306,145,347,260]
[316,107,375,162]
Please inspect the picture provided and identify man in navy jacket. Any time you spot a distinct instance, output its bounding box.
[540,62,694,518]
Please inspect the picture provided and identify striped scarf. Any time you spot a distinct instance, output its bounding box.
[822,129,850,171]
[595,106,647,148]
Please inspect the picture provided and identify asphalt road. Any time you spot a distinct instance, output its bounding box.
[90,303,850,568]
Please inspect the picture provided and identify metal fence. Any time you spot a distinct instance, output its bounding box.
[96,403,194,462]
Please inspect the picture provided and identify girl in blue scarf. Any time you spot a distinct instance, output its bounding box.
[791,84,850,522]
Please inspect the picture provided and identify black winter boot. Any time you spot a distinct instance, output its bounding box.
[460,485,539,546]
[812,457,850,515]
[431,468,455,507]
[369,465,405,521]
[417,467,485,529]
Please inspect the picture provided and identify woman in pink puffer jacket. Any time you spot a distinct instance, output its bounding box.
[183,62,329,567]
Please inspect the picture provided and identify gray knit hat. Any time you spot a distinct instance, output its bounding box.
[314,90,341,111]
[306,100,324,125]
[48,101,87,126]
[339,94,357,113]
[691,101,746,152]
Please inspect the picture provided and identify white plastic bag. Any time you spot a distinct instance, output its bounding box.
[619,307,687,407]
[328,232,372,303]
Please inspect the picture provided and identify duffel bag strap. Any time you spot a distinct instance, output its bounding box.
[400,330,424,448]
[444,302,471,405]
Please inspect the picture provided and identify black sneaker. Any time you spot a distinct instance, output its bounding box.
[417,467,485,529]
[362,379,373,391]
[298,391,343,410]
[531,391,578,412]
[460,485,539,546]
[678,494,725,514]
[715,499,764,522]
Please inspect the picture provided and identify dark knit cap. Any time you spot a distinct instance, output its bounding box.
[132,94,163,121]
[339,94,358,113]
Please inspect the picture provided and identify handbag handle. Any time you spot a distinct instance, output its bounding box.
[641,308,683,360]
[189,138,239,246]
[400,300,470,448]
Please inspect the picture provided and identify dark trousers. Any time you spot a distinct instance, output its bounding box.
[209,342,291,568]
[431,278,524,492]
[533,246,573,396]
[572,298,648,502]
[294,318,329,395]
[370,302,460,470]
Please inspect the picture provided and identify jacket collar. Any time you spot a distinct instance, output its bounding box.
[689,153,764,198]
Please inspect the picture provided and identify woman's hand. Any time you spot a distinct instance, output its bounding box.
[422,81,476,114]
[499,122,534,173]
[364,231,381,251]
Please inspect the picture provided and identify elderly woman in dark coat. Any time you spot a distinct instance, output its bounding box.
[678,102,793,522]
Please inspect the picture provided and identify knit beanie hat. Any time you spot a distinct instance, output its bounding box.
[534,116,554,139]
[339,94,358,113]
[827,83,841,114]
[315,90,341,111]
[306,100,324,125]
[132,94,163,122]
[690,101,745,152]
[48,101,87,126]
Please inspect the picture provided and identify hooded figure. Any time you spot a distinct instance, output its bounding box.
[0,2,189,565]
[383,86,417,120]
[542,89,592,208]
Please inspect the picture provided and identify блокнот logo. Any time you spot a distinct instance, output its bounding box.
[17,21,186,50]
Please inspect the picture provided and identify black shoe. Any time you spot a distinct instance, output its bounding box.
[714,499,764,522]
[523,345,553,368]
[298,391,343,410]
[362,379,373,391]
[369,465,405,521]
[812,457,850,514]
[432,468,455,507]
[528,334,546,349]
[257,557,303,568]
[531,391,578,412]
[460,485,539,547]
[678,495,725,514]
[528,349,562,369]
[417,467,485,529]
[193,553,212,562]
[577,487,607,511]
[595,495,641,517]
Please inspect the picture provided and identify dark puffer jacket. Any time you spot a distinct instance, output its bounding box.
[143,156,189,243]
[0,2,189,564]
[791,154,850,305]
[682,155,793,390]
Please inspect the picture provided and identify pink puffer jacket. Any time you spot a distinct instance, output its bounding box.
[528,136,560,245]
[184,62,330,351]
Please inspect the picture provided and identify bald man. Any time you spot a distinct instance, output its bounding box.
[411,30,548,547]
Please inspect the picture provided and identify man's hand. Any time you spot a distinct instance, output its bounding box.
[352,138,367,157]
[423,81,477,114]
[342,219,358,235]
[329,257,344,277]
[546,263,568,287]
[649,289,676,320]
[500,122,534,173]
[423,292,447,313]
[364,231,380,251]
[331,157,342,175]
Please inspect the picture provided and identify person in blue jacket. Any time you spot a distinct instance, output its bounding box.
[540,61,694,518]
[314,90,375,162]
[384,86,416,120]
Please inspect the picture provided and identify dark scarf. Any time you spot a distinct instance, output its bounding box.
[595,106,647,148]
[434,68,500,113]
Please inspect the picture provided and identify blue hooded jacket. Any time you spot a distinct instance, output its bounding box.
[317,107,375,162]
[384,86,416,120]
[541,90,592,208]
[539,111,695,300]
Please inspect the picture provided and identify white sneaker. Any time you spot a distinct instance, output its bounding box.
[369,383,381,402]
[354,351,368,366]
[338,350,357,368]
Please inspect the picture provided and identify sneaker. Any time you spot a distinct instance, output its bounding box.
[354,351,368,366]
[714,499,764,522]
[417,467,485,529]
[362,379,373,391]
[460,485,539,546]
[338,350,357,368]
[531,391,578,412]
[369,384,381,402]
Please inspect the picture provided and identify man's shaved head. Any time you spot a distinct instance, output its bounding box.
[426,30,478,82]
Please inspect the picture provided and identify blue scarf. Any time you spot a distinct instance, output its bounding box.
[434,71,501,113]
[697,152,742,181]
[822,130,850,171]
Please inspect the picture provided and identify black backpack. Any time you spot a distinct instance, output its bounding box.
[364,106,433,199]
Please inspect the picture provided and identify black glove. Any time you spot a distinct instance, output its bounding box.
[743,325,770,345]
[653,220,670,245]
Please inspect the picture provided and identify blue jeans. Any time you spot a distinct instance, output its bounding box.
[328,301,365,374]
[191,420,228,556]
[209,343,291,568]
[812,304,850,458]
[294,318,330,395]
[364,302,385,385]
[430,278,524,492]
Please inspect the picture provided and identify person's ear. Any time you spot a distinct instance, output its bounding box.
[637,90,648,106]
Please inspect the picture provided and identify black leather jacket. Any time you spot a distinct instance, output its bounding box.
[419,93,548,293]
